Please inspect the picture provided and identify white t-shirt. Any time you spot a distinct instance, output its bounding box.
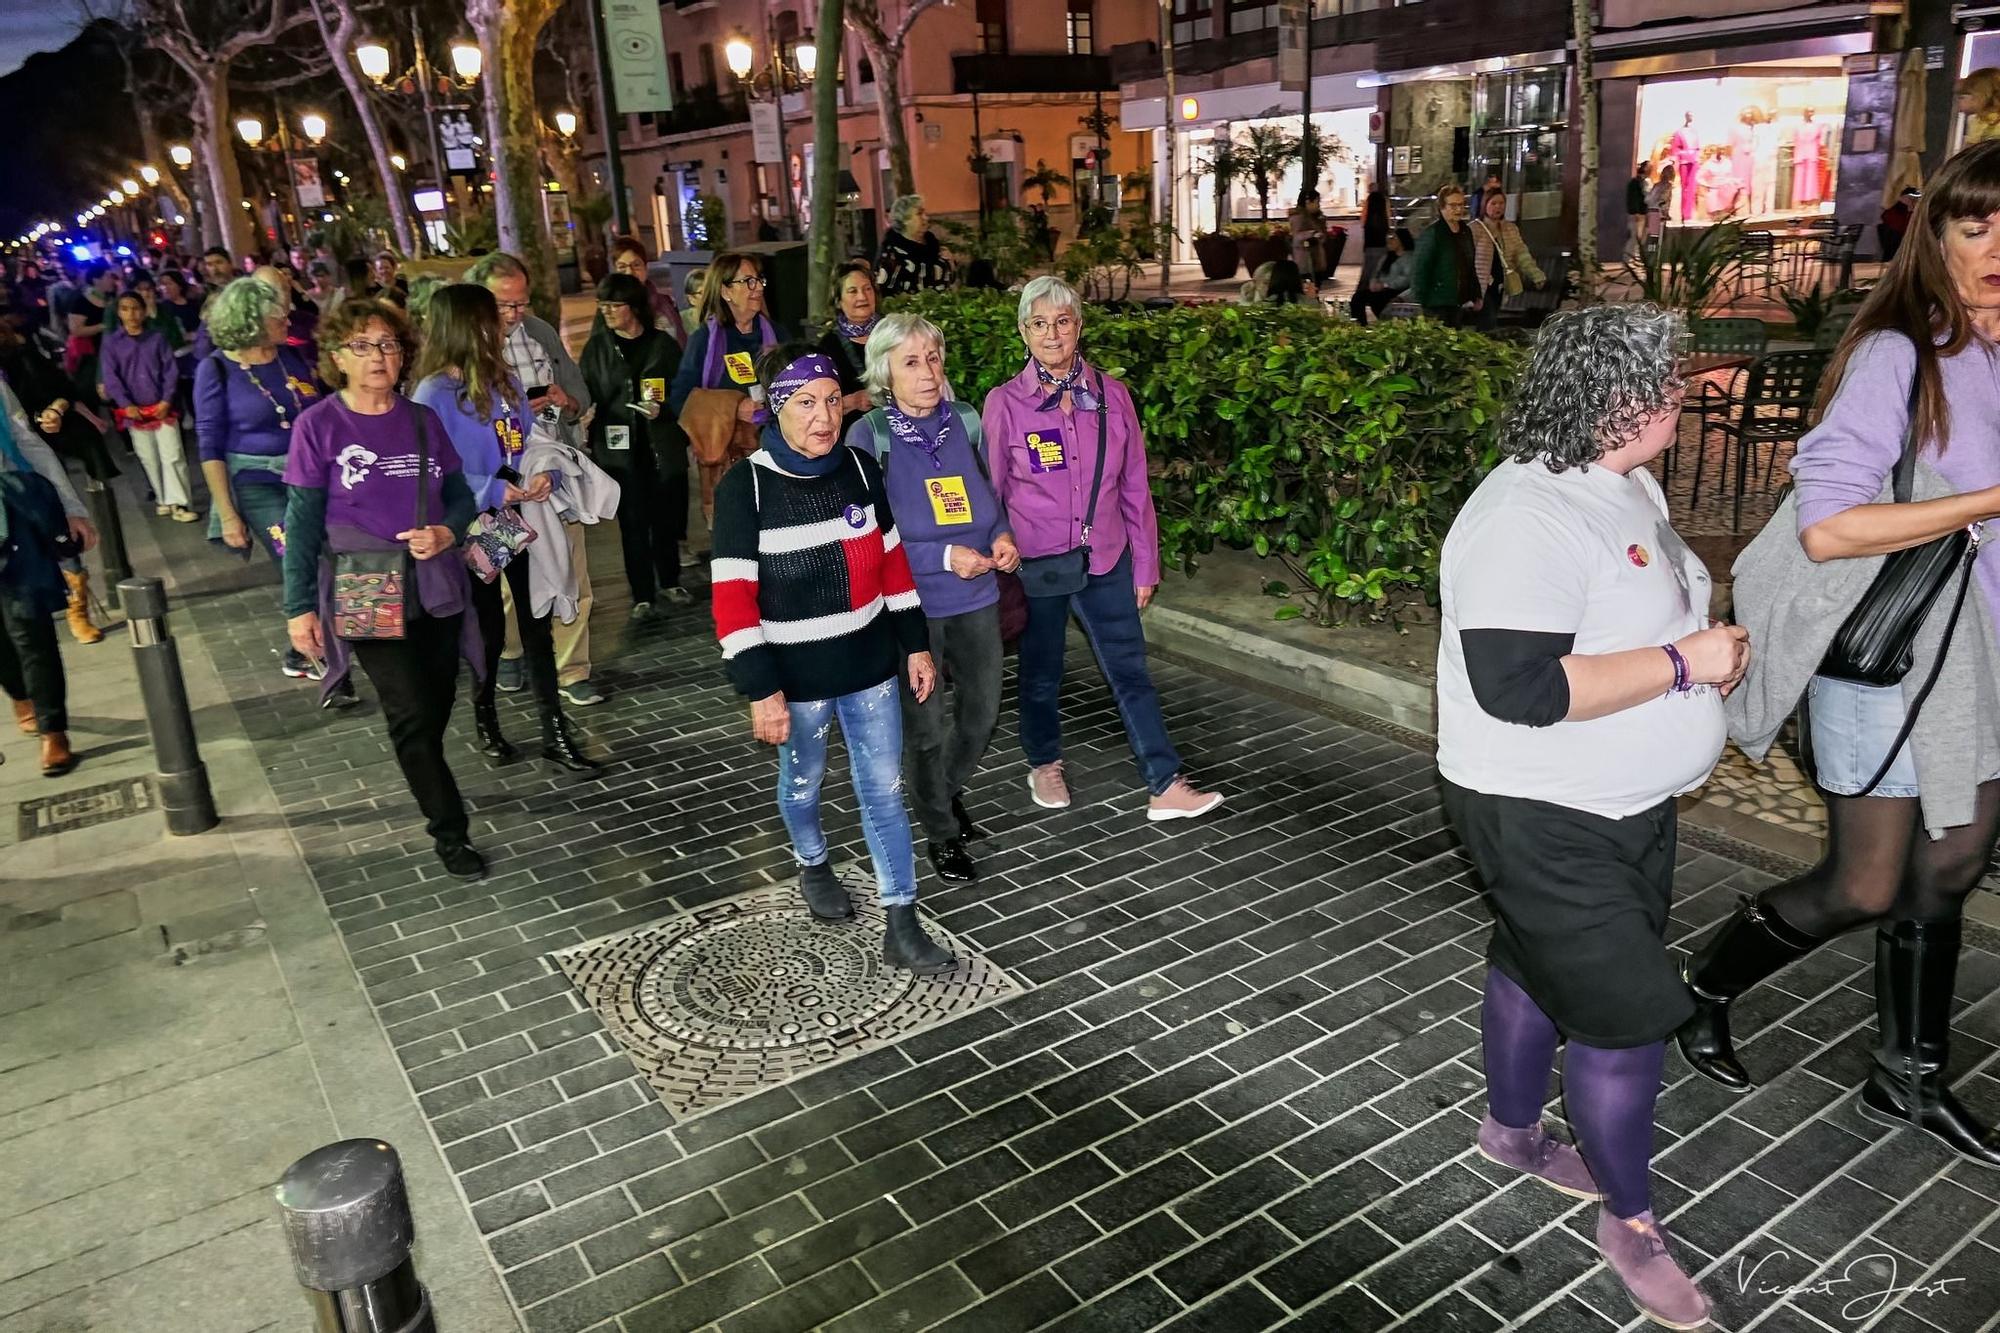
[1437,456,1725,819]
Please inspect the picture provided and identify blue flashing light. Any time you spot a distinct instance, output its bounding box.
[115,244,133,256]
[69,244,91,262]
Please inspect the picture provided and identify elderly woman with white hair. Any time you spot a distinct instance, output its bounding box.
[847,311,1019,884]
[193,275,329,685]
[981,276,1222,823]
[875,195,953,297]
[1436,304,1751,1330]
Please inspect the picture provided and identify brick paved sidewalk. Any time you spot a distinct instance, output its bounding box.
[143,503,2000,1333]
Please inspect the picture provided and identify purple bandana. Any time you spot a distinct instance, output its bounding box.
[835,312,879,341]
[767,352,842,417]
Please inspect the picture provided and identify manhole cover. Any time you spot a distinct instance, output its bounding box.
[555,870,1025,1118]
[17,777,156,840]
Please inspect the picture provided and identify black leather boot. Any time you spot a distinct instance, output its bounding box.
[883,905,954,975]
[1675,895,1825,1090]
[474,699,519,765]
[1859,918,2000,1167]
[953,796,988,841]
[541,711,602,774]
[799,862,853,920]
[928,838,977,883]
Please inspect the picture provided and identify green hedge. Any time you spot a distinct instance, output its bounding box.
[890,291,1524,621]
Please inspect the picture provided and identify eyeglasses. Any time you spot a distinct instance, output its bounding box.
[1026,315,1078,336]
[496,300,531,314]
[342,338,403,359]
[595,302,629,315]
[725,275,766,290]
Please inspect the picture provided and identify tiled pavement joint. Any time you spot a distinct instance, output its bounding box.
[156,508,2000,1333]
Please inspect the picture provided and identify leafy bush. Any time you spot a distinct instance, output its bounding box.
[1624,222,1748,318]
[891,291,1524,621]
[1780,281,1868,339]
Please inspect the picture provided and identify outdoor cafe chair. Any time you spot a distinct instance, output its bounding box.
[1700,348,1830,531]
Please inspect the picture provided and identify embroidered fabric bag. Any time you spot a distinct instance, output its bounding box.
[330,413,430,640]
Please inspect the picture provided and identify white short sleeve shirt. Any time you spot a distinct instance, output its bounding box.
[1437,457,1725,819]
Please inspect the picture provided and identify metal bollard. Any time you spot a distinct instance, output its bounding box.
[275,1140,436,1333]
[84,476,131,611]
[118,576,219,835]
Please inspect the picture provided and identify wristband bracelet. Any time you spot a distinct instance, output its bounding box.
[1662,643,1690,694]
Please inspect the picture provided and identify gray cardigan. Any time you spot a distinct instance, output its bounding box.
[1726,460,2000,837]
[520,313,591,449]
[1,380,86,518]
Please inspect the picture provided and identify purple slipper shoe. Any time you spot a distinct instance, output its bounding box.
[1475,1115,1605,1200]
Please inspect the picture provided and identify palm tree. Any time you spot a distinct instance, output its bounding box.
[1238,124,1301,221]
[1190,139,1248,229]
[1021,159,1068,207]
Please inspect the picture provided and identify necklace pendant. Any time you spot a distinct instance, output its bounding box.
[281,420,292,430]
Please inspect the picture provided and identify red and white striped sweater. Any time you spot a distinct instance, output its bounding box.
[710,447,929,702]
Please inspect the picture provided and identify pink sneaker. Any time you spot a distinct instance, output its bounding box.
[1147,776,1223,822]
[1597,1208,1711,1331]
[1475,1116,1603,1200]
[1028,761,1071,810]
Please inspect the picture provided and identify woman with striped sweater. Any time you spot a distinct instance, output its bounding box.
[710,344,952,974]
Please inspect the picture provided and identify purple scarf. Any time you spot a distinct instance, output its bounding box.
[835,312,878,341]
[313,522,484,704]
[700,313,780,388]
[885,402,953,470]
[1033,356,1100,413]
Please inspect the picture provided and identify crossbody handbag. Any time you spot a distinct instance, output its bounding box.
[1016,376,1109,599]
[1476,221,1524,297]
[330,412,430,641]
[1804,375,1982,796]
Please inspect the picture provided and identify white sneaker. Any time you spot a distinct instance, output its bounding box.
[1028,761,1071,809]
[630,601,653,621]
[1147,777,1224,822]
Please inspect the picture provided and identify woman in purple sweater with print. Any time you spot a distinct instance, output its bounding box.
[1680,141,2000,1166]
[848,312,1019,884]
[981,276,1222,825]
[100,290,195,521]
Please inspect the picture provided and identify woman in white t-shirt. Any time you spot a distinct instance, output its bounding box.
[1437,305,1749,1331]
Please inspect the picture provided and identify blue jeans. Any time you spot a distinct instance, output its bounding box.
[1018,547,1182,794]
[777,678,919,907]
[233,481,289,563]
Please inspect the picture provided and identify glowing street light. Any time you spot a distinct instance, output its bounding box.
[119,178,140,195]
[237,117,266,147]
[139,164,160,186]
[107,190,124,204]
[449,42,480,81]
[169,144,193,168]
[355,41,392,82]
[794,40,817,79]
[300,113,328,145]
[554,108,578,138]
[390,153,407,172]
[724,34,754,80]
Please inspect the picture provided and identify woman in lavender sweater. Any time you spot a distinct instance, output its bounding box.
[1679,140,2000,1166]
[100,291,195,521]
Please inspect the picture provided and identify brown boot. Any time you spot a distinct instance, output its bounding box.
[62,570,103,645]
[40,731,77,777]
[12,699,35,736]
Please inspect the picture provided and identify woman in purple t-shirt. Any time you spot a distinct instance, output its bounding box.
[1680,141,2000,1167]
[280,298,488,881]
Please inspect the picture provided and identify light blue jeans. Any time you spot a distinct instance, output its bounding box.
[777,678,919,907]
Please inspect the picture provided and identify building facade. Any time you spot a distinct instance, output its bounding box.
[575,0,1157,259]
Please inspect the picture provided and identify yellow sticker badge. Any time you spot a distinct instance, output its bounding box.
[640,377,666,403]
[927,475,974,525]
[724,352,757,385]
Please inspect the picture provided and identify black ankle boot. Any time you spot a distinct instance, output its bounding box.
[1675,895,1824,1091]
[474,699,519,765]
[952,795,988,841]
[799,861,852,920]
[928,838,977,883]
[883,905,954,975]
[437,841,487,881]
[541,711,602,774]
[1859,918,2000,1167]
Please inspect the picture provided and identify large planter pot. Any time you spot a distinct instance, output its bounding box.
[1237,234,1290,270]
[1193,232,1241,280]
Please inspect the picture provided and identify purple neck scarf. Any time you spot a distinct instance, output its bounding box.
[835,312,879,341]
[1033,356,1099,413]
[885,402,952,469]
[700,312,779,388]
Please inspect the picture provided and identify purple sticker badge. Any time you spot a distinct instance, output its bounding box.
[843,503,866,529]
[1024,428,1068,474]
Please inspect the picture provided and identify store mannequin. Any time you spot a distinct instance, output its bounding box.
[1750,107,1777,214]
[1959,68,2000,145]
[1671,112,1702,222]
[1699,146,1741,220]
[1793,107,1825,207]
[1730,109,1757,215]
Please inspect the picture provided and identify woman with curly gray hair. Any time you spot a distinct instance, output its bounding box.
[1436,304,1749,1330]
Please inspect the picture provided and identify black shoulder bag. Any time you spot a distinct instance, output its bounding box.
[1015,376,1108,599]
[1807,375,1981,796]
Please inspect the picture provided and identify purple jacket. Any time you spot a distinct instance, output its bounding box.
[980,358,1161,587]
[99,327,179,410]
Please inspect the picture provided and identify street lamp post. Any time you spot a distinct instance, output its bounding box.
[354,18,481,249]
[725,29,811,237]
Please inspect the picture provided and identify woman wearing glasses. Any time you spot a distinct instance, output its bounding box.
[609,237,688,344]
[1411,184,1482,327]
[581,273,691,618]
[981,276,1223,824]
[280,299,488,880]
[671,252,791,525]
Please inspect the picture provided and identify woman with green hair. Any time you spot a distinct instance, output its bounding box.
[193,276,330,685]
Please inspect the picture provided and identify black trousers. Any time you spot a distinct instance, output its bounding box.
[350,612,468,846]
[0,591,66,732]
[606,462,685,604]
[471,552,560,714]
[898,603,1004,844]
[1350,287,1401,324]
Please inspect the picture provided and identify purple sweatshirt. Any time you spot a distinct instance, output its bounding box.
[193,346,320,485]
[980,358,1161,587]
[99,326,178,410]
[850,403,1010,618]
[1792,329,2000,646]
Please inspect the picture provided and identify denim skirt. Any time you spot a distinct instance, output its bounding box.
[1808,675,1919,799]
